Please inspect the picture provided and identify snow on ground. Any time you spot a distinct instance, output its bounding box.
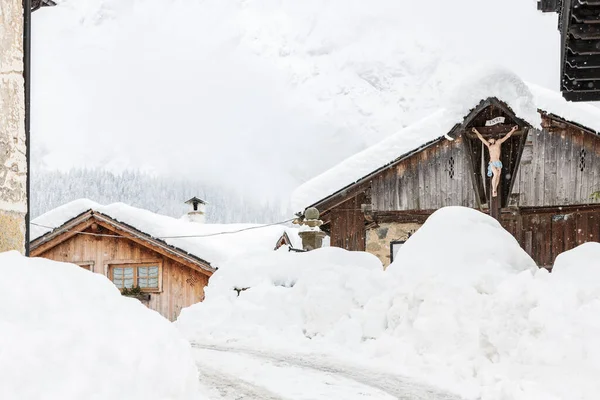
[177,207,600,400]
[193,347,397,400]
[31,199,301,268]
[291,67,600,210]
[0,251,198,400]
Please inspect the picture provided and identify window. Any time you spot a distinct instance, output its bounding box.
[110,264,160,291]
[75,261,93,271]
[579,148,587,172]
[390,240,405,263]
[448,157,455,179]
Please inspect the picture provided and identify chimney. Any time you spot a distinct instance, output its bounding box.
[185,197,207,224]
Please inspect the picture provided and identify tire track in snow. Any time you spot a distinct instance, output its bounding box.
[196,360,284,400]
[191,342,465,400]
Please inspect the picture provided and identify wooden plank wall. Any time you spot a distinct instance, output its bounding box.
[36,232,208,321]
[501,207,600,268]
[329,194,366,251]
[512,127,600,207]
[370,137,478,211]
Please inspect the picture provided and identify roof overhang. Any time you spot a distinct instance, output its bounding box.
[303,97,535,214]
[30,210,216,276]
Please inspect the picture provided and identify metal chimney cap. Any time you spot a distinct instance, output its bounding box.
[184,197,208,205]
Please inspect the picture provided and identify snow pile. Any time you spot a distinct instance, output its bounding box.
[177,246,386,345]
[442,66,541,127]
[0,252,198,400]
[552,242,600,289]
[390,206,537,288]
[31,199,300,268]
[177,207,600,399]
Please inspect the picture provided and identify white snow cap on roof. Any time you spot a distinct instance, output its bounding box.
[292,66,600,210]
[31,199,301,268]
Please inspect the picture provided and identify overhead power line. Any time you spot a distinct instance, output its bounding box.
[30,218,296,240]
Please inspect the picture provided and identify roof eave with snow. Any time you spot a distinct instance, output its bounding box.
[292,71,600,212]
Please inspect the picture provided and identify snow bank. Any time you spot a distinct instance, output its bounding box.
[177,207,600,399]
[552,242,600,289]
[0,251,198,400]
[389,206,537,288]
[31,199,300,268]
[177,246,386,345]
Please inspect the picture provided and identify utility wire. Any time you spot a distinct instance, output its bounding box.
[30,218,297,240]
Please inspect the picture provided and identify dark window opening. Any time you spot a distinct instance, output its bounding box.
[579,149,586,172]
[390,240,406,263]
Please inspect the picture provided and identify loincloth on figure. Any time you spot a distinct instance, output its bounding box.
[487,160,502,177]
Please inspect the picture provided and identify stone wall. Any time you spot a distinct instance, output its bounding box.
[0,0,27,253]
[366,222,421,267]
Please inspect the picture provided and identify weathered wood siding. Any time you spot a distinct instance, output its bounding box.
[35,232,208,321]
[511,127,600,207]
[370,136,478,211]
[329,194,366,251]
[501,207,600,268]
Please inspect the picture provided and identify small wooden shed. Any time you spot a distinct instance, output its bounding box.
[30,199,300,320]
[294,83,600,268]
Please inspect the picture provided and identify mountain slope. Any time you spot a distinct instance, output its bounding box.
[32,0,559,203]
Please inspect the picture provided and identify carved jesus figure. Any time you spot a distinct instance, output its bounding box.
[472,125,518,198]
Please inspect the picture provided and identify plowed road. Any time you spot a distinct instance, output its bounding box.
[192,342,465,400]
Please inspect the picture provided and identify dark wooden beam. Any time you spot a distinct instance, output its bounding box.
[489,180,501,221]
[466,127,526,138]
[372,210,435,224]
[518,203,600,214]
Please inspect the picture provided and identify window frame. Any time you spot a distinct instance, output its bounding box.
[389,240,406,263]
[75,261,94,271]
[107,261,163,293]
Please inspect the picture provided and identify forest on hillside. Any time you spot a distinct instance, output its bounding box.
[31,169,290,223]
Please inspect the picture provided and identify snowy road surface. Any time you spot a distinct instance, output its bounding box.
[192,343,464,400]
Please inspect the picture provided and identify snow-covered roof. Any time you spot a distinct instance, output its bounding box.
[31,199,301,269]
[292,68,600,211]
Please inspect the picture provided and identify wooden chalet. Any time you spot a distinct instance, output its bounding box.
[294,84,600,268]
[30,199,300,320]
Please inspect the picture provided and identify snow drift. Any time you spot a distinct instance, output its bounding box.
[0,252,199,400]
[177,207,600,400]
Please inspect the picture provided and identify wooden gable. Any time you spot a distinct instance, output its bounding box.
[30,212,213,321]
[30,211,214,276]
[457,98,531,209]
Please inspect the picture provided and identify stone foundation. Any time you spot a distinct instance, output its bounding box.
[0,211,25,253]
[366,222,422,267]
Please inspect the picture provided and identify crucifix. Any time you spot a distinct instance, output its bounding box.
[465,123,524,221]
[472,125,518,197]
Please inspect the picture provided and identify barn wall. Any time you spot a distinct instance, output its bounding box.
[370,137,478,211]
[512,127,600,207]
[501,207,600,268]
[35,232,208,321]
[0,0,27,253]
[329,194,366,251]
